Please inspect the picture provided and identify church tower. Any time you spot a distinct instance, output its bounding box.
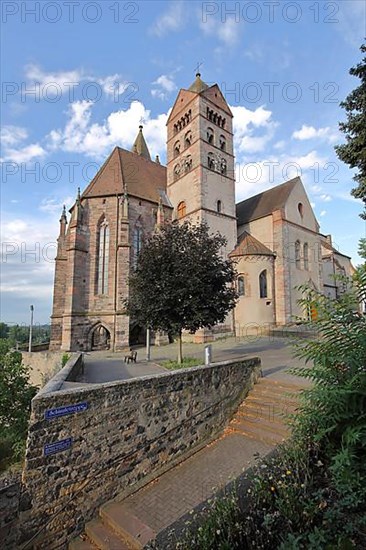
[166,73,237,255]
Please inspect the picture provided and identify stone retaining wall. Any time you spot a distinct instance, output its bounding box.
[0,477,21,549]
[19,357,261,549]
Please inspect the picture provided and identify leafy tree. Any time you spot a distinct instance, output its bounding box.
[335,43,366,219]
[126,221,237,363]
[0,340,37,469]
[0,323,9,339]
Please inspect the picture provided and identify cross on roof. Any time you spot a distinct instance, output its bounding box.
[195,62,203,75]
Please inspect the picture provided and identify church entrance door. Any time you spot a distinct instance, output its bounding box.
[91,325,111,350]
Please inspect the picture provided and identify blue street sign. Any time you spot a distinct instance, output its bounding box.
[45,402,88,420]
[44,437,72,456]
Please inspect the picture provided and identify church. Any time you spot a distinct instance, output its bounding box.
[49,73,354,351]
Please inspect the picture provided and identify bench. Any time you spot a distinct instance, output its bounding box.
[124,350,137,363]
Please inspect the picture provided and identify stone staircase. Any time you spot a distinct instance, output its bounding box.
[69,377,303,550]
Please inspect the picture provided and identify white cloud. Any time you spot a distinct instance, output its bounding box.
[200,16,243,47]
[292,124,338,143]
[39,196,74,215]
[232,105,278,154]
[320,194,332,202]
[1,125,28,146]
[47,100,169,161]
[320,210,327,217]
[24,64,128,99]
[150,1,187,36]
[151,74,177,100]
[1,125,46,163]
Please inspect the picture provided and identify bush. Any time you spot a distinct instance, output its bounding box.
[0,340,37,471]
[161,357,203,370]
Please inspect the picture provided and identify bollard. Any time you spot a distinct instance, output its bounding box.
[204,344,212,365]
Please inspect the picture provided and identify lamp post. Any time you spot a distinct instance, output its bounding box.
[28,305,34,353]
[146,326,151,361]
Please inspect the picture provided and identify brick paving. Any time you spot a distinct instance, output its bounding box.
[121,430,272,533]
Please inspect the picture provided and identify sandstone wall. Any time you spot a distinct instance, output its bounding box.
[21,351,65,388]
[19,357,261,549]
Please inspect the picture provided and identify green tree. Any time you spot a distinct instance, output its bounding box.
[0,323,9,339]
[126,221,237,363]
[0,340,37,469]
[335,43,366,219]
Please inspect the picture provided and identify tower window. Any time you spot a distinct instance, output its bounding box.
[177,201,186,219]
[97,219,110,294]
[184,155,192,173]
[174,141,180,158]
[184,131,192,148]
[259,270,268,298]
[174,163,180,181]
[207,152,216,171]
[298,202,304,218]
[219,135,226,151]
[217,200,222,213]
[238,276,245,297]
[220,158,227,176]
[207,127,214,144]
[303,242,309,270]
[295,240,301,269]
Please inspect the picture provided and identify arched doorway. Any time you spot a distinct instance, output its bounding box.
[90,324,111,350]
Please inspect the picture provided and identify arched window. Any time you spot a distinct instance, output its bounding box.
[217,200,222,213]
[133,226,143,266]
[295,240,301,268]
[97,220,110,294]
[208,152,215,170]
[220,158,227,176]
[259,270,267,298]
[298,202,304,218]
[174,141,180,158]
[177,201,186,219]
[238,276,245,297]
[184,131,192,148]
[219,135,226,151]
[207,127,214,144]
[184,155,192,172]
[174,163,180,181]
[303,243,309,270]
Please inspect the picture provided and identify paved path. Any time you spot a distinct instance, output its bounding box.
[79,336,307,386]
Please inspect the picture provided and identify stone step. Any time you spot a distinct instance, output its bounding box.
[100,502,156,549]
[238,398,298,417]
[229,419,288,446]
[259,378,305,392]
[85,518,131,550]
[69,536,97,550]
[244,392,300,406]
[234,406,290,427]
[231,414,289,437]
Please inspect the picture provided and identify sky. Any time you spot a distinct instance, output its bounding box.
[1,0,366,325]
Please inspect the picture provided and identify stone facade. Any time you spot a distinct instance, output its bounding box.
[19,357,261,549]
[49,74,355,351]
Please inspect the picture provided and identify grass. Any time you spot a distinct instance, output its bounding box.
[161,357,203,370]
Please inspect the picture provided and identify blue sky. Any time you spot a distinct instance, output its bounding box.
[1,0,365,324]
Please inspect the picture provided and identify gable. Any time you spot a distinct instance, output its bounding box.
[284,178,319,232]
[201,84,232,116]
[167,89,197,124]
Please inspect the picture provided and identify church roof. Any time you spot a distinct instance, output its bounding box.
[230,231,275,258]
[81,146,170,206]
[131,125,151,160]
[188,72,209,94]
[236,177,300,225]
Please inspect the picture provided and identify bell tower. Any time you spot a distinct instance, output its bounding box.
[166,72,237,255]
